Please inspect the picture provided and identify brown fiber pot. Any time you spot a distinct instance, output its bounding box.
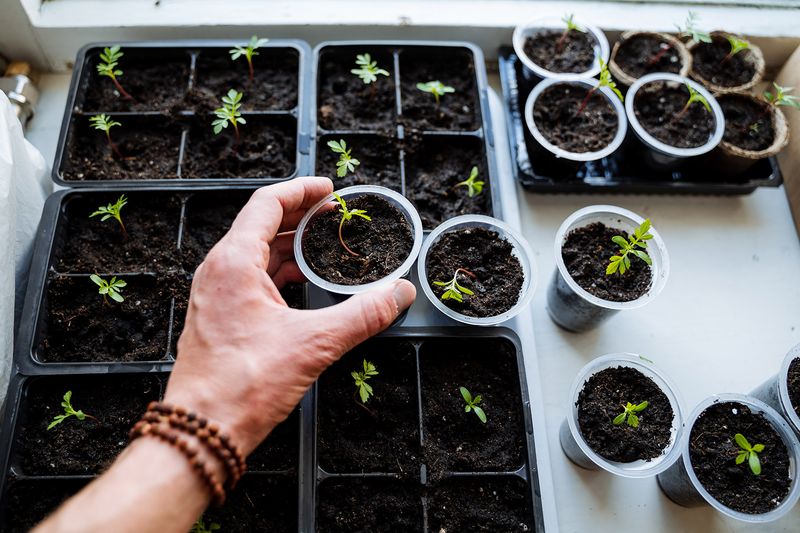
[688,31,765,94]
[609,31,691,87]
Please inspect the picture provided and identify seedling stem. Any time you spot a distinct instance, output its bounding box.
[229,35,269,82]
[575,58,623,117]
[89,114,124,159]
[47,391,97,430]
[558,14,586,53]
[416,81,455,108]
[721,35,751,65]
[96,46,133,100]
[89,194,129,239]
[332,193,371,256]
[453,166,484,198]
[674,81,711,122]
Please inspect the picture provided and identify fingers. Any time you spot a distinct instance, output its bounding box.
[267,232,297,275]
[270,261,306,289]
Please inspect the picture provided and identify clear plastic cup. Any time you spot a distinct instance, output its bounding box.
[751,344,800,437]
[657,394,800,523]
[547,205,670,332]
[560,353,685,477]
[294,185,424,295]
[417,215,536,326]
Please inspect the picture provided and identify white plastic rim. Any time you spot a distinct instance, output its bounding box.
[417,215,537,326]
[524,77,627,162]
[294,185,424,295]
[554,205,670,311]
[566,353,685,477]
[778,345,800,434]
[626,72,725,158]
[512,17,610,80]
[679,394,800,523]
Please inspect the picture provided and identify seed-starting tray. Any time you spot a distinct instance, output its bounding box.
[498,47,783,195]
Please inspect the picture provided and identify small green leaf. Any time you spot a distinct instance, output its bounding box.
[749,451,762,475]
[734,433,750,450]
[473,406,487,424]
[612,236,628,248]
[753,443,765,453]
[634,401,649,412]
[459,387,472,403]
[613,412,626,425]
[736,452,747,465]
[627,413,640,428]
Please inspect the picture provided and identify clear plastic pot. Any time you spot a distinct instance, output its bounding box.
[751,344,800,437]
[560,353,685,477]
[547,205,669,332]
[417,215,536,326]
[657,394,800,523]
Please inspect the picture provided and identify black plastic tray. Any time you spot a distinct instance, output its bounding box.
[498,47,783,195]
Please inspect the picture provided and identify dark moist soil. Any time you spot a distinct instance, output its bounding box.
[318,135,401,191]
[14,374,164,475]
[301,194,413,285]
[2,479,88,533]
[189,49,299,112]
[181,118,296,179]
[614,34,683,78]
[316,478,422,532]
[425,228,523,318]
[318,340,420,474]
[720,94,775,152]
[577,366,674,462]
[523,29,596,74]
[247,409,299,472]
[39,275,170,363]
[562,222,652,302]
[400,52,479,131]
[317,50,396,132]
[634,81,716,149]
[789,358,800,418]
[691,36,757,88]
[63,118,180,181]
[405,137,492,229]
[427,477,533,532]
[201,475,297,532]
[533,83,618,153]
[420,338,525,477]
[54,193,181,273]
[689,401,791,514]
[181,190,252,270]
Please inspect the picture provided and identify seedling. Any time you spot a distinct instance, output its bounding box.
[229,35,269,82]
[606,219,653,276]
[190,518,220,533]
[558,14,587,52]
[460,387,487,424]
[675,11,711,44]
[96,45,133,100]
[351,53,390,85]
[90,194,129,239]
[90,274,127,304]
[454,166,484,198]
[89,114,123,159]
[352,359,379,404]
[575,58,623,116]
[416,81,455,108]
[721,35,751,65]
[212,89,246,143]
[47,391,96,430]
[333,192,371,256]
[613,401,649,428]
[734,433,765,476]
[764,83,800,110]
[673,81,711,123]
[433,268,476,303]
[327,139,360,178]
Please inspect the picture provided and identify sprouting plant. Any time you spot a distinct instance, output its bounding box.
[734,433,765,476]
[416,81,455,108]
[674,81,711,122]
[606,219,653,276]
[433,268,476,303]
[90,194,128,239]
[675,11,711,43]
[89,114,124,159]
[558,14,587,52]
[333,192,371,256]
[764,83,800,110]
[47,391,96,430]
[90,274,127,304]
[460,387,487,424]
[352,359,379,404]
[575,58,622,116]
[229,35,269,82]
[190,518,220,533]
[454,166,484,198]
[327,139,360,178]
[96,45,133,100]
[212,89,246,142]
[722,35,751,64]
[612,401,649,428]
[351,53,390,85]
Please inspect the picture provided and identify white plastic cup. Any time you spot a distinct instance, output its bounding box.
[417,215,536,326]
[560,353,685,477]
[547,205,669,332]
[751,344,800,437]
[657,394,800,523]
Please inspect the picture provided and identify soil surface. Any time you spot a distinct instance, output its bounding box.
[181,190,252,270]
[562,222,652,302]
[691,36,757,88]
[523,29,596,74]
[301,194,413,285]
[317,135,401,191]
[181,118,296,179]
[15,374,164,475]
[633,81,716,149]
[420,338,525,476]
[425,228,523,318]
[789,358,800,418]
[405,137,492,229]
[2,479,88,533]
[720,94,775,152]
[318,340,420,474]
[40,275,170,363]
[427,477,533,532]
[689,401,791,514]
[614,34,683,78]
[248,410,299,472]
[64,117,181,181]
[577,366,674,462]
[201,475,297,532]
[317,49,396,132]
[533,83,618,153]
[317,478,423,532]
